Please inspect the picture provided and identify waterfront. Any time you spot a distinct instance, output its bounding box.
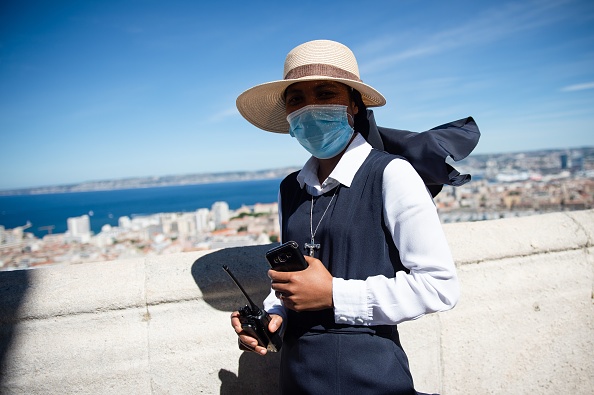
[1,147,593,271]
[0,178,282,238]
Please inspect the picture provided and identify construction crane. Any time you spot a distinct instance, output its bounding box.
[38,225,55,235]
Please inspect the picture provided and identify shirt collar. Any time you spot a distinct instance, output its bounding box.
[296,133,371,193]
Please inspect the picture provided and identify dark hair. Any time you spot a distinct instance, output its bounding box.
[351,88,369,134]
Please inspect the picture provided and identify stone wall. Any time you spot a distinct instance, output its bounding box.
[1,210,593,394]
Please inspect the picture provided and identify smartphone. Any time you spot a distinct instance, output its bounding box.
[265,241,309,272]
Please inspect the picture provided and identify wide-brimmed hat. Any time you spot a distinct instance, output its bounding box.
[236,39,386,133]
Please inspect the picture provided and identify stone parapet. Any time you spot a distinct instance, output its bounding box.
[1,210,593,394]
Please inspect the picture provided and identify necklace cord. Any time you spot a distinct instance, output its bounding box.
[310,186,339,241]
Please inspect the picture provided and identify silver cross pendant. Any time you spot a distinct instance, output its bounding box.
[304,237,320,257]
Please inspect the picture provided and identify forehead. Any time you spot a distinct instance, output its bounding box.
[285,80,350,95]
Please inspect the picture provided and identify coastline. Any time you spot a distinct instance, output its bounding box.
[0,167,301,196]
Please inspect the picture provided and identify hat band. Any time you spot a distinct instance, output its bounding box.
[284,63,361,82]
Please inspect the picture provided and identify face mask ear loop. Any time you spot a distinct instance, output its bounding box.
[347,112,355,130]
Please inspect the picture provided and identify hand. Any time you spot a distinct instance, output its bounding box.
[268,255,333,312]
[230,311,283,355]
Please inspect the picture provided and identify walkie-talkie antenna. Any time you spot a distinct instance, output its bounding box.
[222,265,258,310]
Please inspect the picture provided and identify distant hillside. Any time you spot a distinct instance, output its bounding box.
[0,167,301,196]
[2,146,592,196]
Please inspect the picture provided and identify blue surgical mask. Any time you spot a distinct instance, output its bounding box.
[287,104,355,159]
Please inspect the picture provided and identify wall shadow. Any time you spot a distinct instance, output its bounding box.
[192,244,281,395]
[0,269,30,390]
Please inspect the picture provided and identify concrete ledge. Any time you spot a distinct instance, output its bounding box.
[1,210,593,394]
[447,209,593,264]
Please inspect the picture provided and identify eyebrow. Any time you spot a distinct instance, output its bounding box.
[285,82,345,96]
[314,82,342,89]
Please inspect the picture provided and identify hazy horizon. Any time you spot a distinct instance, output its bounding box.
[1,145,591,193]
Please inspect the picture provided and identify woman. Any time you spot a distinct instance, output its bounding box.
[231,39,477,394]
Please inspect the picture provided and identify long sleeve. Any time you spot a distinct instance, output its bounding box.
[332,158,459,325]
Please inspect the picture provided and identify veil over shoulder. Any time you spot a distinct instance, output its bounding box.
[360,110,481,197]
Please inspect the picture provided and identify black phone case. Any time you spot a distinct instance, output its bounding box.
[265,241,309,272]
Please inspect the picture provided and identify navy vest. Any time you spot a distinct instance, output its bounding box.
[280,149,408,334]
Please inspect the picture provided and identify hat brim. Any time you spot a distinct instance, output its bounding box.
[236,76,386,133]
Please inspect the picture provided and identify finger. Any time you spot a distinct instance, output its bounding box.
[268,269,291,282]
[238,333,259,348]
[238,337,257,352]
[268,315,283,333]
[233,324,243,334]
[253,345,267,355]
[238,337,267,355]
[238,338,251,351]
[230,313,243,333]
[271,283,287,295]
[231,320,243,334]
[273,289,292,302]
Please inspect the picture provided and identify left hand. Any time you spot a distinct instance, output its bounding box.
[268,255,333,312]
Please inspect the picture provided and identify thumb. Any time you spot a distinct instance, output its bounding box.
[268,314,283,333]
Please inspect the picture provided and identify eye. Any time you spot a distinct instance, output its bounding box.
[285,93,303,106]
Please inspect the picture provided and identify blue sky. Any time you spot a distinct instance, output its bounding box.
[1,0,593,190]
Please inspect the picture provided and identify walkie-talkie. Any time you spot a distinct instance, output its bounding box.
[223,265,282,352]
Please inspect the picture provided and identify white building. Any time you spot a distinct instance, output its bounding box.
[195,208,211,234]
[66,215,92,243]
[211,201,230,229]
[160,213,179,236]
[174,212,198,240]
[118,216,132,229]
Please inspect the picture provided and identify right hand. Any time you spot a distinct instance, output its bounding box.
[269,256,333,312]
[230,311,283,355]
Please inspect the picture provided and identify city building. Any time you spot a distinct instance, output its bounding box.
[66,215,92,243]
[211,201,230,229]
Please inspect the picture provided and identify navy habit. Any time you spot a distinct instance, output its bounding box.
[279,149,416,395]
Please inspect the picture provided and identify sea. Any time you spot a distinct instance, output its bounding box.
[0,178,282,239]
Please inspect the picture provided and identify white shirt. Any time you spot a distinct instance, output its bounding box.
[264,133,459,326]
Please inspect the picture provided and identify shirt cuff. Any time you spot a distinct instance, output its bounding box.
[263,289,287,337]
[332,277,371,325]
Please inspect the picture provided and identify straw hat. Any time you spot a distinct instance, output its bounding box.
[236,39,386,133]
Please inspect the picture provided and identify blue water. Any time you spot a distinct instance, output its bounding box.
[0,178,282,238]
